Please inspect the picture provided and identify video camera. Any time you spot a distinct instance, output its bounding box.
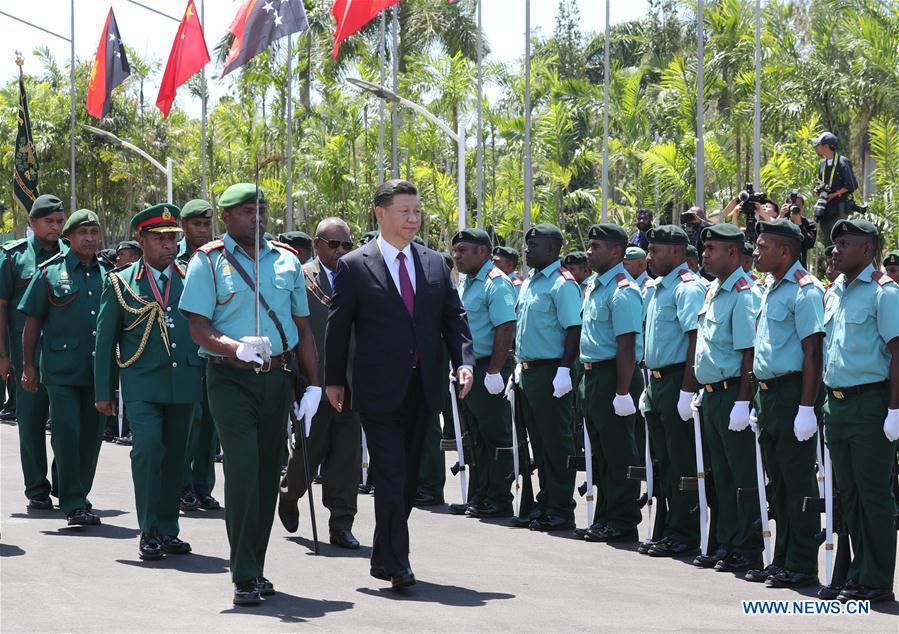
[738,182,769,209]
[813,181,867,218]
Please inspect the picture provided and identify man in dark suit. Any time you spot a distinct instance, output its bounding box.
[279,217,361,550]
[325,180,475,589]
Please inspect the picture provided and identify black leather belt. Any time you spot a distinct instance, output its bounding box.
[702,377,741,393]
[757,372,802,390]
[208,353,286,373]
[521,359,561,370]
[827,381,888,400]
[583,359,616,371]
[647,363,685,380]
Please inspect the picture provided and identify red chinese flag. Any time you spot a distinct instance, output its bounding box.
[156,0,210,117]
[332,0,401,59]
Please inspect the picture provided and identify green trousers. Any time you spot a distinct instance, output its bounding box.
[207,363,292,583]
[644,367,699,545]
[418,411,447,498]
[182,388,218,496]
[702,384,762,558]
[824,386,897,589]
[126,400,193,536]
[580,363,642,532]
[46,384,104,514]
[461,362,513,508]
[11,354,53,499]
[519,363,576,521]
[755,379,820,575]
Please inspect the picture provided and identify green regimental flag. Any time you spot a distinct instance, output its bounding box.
[13,72,39,213]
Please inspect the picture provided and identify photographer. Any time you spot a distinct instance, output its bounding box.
[680,205,712,257]
[725,189,776,243]
[779,193,817,268]
[812,132,858,247]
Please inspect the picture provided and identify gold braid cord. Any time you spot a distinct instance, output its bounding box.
[107,272,171,368]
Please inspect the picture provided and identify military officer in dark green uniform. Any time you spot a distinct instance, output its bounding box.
[95,204,203,561]
[115,241,142,267]
[19,209,109,526]
[176,198,220,512]
[0,194,66,510]
[823,219,899,603]
[278,230,313,264]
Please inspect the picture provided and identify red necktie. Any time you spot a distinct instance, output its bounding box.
[396,252,415,317]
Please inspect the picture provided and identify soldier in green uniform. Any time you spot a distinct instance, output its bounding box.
[278,230,313,264]
[180,183,320,606]
[691,223,763,571]
[451,228,516,518]
[176,198,220,512]
[686,245,709,288]
[745,219,824,588]
[823,219,899,603]
[115,241,142,267]
[95,204,202,561]
[562,251,592,293]
[641,225,705,557]
[884,249,899,283]
[511,223,582,532]
[623,246,651,294]
[492,246,523,298]
[578,224,643,542]
[0,194,66,509]
[19,210,109,526]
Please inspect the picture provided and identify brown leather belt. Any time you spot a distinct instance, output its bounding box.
[702,377,740,393]
[208,353,286,373]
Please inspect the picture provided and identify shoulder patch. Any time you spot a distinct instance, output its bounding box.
[198,239,225,254]
[644,277,656,288]
[678,269,695,282]
[271,240,299,256]
[512,278,523,286]
[135,264,145,281]
[793,268,814,287]
[1,238,27,253]
[872,270,895,286]
[734,276,751,292]
[173,260,186,278]
[615,272,630,288]
[487,267,504,280]
[38,251,66,269]
[559,266,576,282]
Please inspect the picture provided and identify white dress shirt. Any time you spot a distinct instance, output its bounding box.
[377,235,416,294]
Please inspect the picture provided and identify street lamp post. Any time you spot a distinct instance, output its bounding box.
[83,125,174,203]
[348,78,466,231]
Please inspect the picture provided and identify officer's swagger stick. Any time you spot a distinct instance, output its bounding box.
[753,425,773,566]
[508,385,521,517]
[823,445,834,586]
[582,420,594,531]
[253,157,263,373]
[691,392,710,556]
[447,361,468,505]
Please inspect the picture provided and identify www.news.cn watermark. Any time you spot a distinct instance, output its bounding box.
[741,599,871,616]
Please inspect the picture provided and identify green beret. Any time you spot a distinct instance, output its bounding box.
[743,241,755,257]
[492,245,519,262]
[700,222,744,244]
[831,218,879,242]
[359,230,379,245]
[883,250,899,267]
[824,244,836,259]
[278,231,313,250]
[587,223,628,243]
[562,251,588,266]
[131,203,182,233]
[452,228,492,249]
[686,245,700,259]
[624,246,646,261]
[62,209,100,236]
[757,218,802,243]
[412,235,426,246]
[524,223,564,241]
[181,198,213,220]
[116,240,142,253]
[29,194,64,218]
[219,183,266,209]
[647,224,688,246]
[441,252,454,270]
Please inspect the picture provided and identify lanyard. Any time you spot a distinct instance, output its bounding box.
[146,264,172,308]
[823,153,839,189]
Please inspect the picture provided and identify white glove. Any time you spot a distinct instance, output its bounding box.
[883,408,899,442]
[236,336,272,364]
[612,393,637,417]
[484,372,505,395]
[749,408,758,433]
[728,400,751,432]
[552,367,573,398]
[638,390,648,416]
[677,390,695,421]
[793,405,818,442]
[294,386,322,437]
[513,363,522,385]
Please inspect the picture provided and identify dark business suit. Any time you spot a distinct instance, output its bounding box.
[325,238,473,575]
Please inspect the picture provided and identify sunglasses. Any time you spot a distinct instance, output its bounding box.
[318,238,354,250]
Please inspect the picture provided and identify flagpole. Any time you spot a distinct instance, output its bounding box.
[201,0,207,200]
[378,11,386,186]
[601,0,610,222]
[391,5,399,179]
[475,0,483,229]
[753,0,761,186]
[696,0,705,209]
[523,0,532,239]
[69,0,76,211]
[286,33,294,231]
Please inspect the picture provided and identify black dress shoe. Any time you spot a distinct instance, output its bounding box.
[233,580,262,605]
[197,494,221,510]
[638,537,666,555]
[745,564,782,583]
[358,483,374,494]
[27,496,53,511]
[818,582,845,600]
[255,576,275,595]
[214,452,224,463]
[0,407,16,421]
[529,515,576,532]
[103,430,116,442]
[837,583,894,603]
[765,568,818,588]
[278,496,299,533]
[693,546,730,568]
[329,529,360,549]
[715,552,762,573]
[161,535,192,554]
[116,434,132,446]
[467,503,513,518]
[584,525,638,543]
[413,491,444,507]
[390,568,416,589]
[647,540,699,557]
[180,489,199,512]
[370,565,390,581]
[448,503,470,515]
[138,533,164,561]
[510,508,543,528]
[66,508,101,526]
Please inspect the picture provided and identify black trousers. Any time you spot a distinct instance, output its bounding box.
[360,369,430,575]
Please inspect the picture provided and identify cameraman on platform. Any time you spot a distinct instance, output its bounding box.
[812,131,858,247]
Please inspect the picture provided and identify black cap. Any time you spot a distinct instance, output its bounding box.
[812,131,838,147]
[587,223,628,243]
[757,219,803,243]
[562,251,588,266]
[701,222,744,244]
[452,228,492,249]
[686,245,699,259]
[883,250,899,267]
[824,244,836,259]
[524,223,564,240]
[278,231,313,250]
[742,241,755,257]
[116,240,142,253]
[647,224,689,246]
[831,218,879,241]
[493,245,519,262]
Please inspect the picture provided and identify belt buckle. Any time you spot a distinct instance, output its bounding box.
[584,362,593,370]
[704,384,713,393]
[833,390,844,400]
[722,380,729,390]
[759,381,768,390]
[651,370,662,380]
[522,362,530,370]
[259,357,273,373]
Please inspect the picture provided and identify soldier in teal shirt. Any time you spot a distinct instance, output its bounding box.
[452,228,516,516]
[746,219,824,589]
[512,224,582,531]
[492,246,522,299]
[641,225,705,557]
[822,219,899,603]
[0,194,67,509]
[691,223,762,571]
[578,224,644,542]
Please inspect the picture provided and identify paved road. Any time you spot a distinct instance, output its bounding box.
[1,421,896,632]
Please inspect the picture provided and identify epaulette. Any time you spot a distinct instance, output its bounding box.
[271,240,299,256]
[615,272,631,289]
[487,266,504,280]
[872,270,896,286]
[644,277,656,288]
[1,238,27,252]
[107,263,132,275]
[173,260,186,278]
[38,251,66,269]
[512,278,523,286]
[793,268,814,287]
[559,266,575,282]
[734,276,751,292]
[198,239,225,254]
[678,269,695,282]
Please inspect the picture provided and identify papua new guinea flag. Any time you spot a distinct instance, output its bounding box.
[221,0,309,77]
[86,8,131,119]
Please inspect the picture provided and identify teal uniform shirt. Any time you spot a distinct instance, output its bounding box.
[176,237,194,264]
[580,263,643,362]
[753,260,824,381]
[822,278,840,366]
[579,274,595,298]
[18,250,110,386]
[644,263,705,369]
[179,234,310,357]
[514,259,582,361]
[509,271,523,300]
[459,261,516,360]
[694,267,757,385]
[823,265,899,388]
